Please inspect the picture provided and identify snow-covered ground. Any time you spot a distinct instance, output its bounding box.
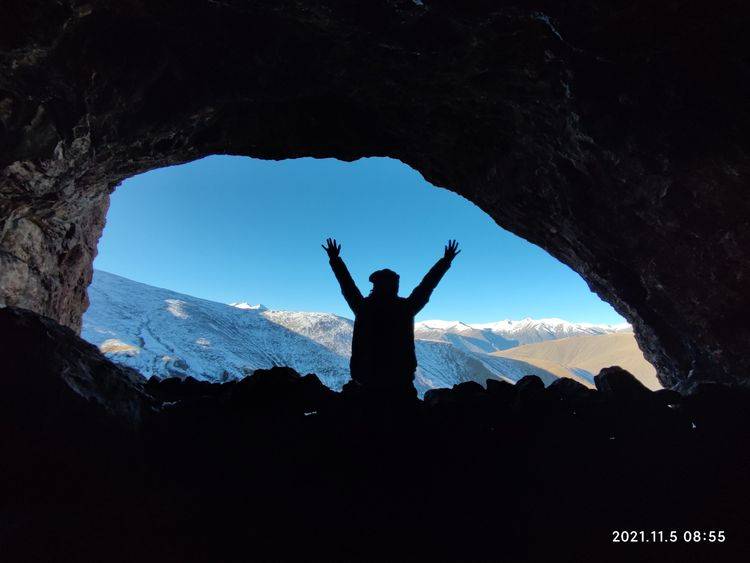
[83,271,352,390]
[83,270,611,396]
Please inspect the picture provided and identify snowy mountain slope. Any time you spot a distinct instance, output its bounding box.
[262,310,353,358]
[414,340,499,390]
[82,271,352,390]
[83,270,560,395]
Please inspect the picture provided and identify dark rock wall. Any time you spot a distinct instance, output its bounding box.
[1,1,749,389]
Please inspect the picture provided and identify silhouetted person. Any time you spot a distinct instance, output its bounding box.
[323,238,460,396]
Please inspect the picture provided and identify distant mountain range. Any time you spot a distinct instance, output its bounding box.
[414,318,631,352]
[82,270,658,395]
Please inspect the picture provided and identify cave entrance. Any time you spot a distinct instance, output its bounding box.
[83,155,658,395]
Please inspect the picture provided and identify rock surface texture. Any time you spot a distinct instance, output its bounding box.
[1,1,749,390]
[0,306,153,426]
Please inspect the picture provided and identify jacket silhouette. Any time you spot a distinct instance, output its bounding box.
[323,239,460,392]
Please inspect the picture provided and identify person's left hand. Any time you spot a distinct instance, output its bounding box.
[444,239,461,261]
[322,238,342,259]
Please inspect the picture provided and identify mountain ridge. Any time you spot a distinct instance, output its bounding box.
[414,316,631,354]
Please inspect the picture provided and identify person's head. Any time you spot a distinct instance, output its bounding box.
[369,269,400,297]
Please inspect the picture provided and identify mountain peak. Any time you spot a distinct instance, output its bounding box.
[415,320,473,332]
[229,301,268,311]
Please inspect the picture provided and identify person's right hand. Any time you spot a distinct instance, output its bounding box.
[322,238,342,259]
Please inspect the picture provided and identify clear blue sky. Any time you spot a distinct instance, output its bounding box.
[94,155,624,324]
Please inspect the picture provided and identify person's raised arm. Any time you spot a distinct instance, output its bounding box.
[323,238,363,314]
[407,240,460,314]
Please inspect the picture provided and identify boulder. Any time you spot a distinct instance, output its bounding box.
[547,377,595,403]
[486,378,515,404]
[515,375,546,394]
[594,366,653,401]
[0,306,152,427]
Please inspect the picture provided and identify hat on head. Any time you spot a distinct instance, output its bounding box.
[369,269,399,284]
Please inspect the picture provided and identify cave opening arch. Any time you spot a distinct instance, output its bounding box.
[85,154,657,392]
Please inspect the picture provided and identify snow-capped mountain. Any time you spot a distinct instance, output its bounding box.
[229,302,267,311]
[416,317,631,350]
[414,321,518,354]
[82,270,563,396]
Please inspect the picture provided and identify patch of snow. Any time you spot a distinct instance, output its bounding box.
[165,299,189,319]
[99,338,140,356]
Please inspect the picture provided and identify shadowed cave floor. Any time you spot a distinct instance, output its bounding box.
[2,308,750,562]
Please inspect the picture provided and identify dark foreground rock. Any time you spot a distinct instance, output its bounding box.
[2,1,750,389]
[0,306,153,425]
[3,309,750,562]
